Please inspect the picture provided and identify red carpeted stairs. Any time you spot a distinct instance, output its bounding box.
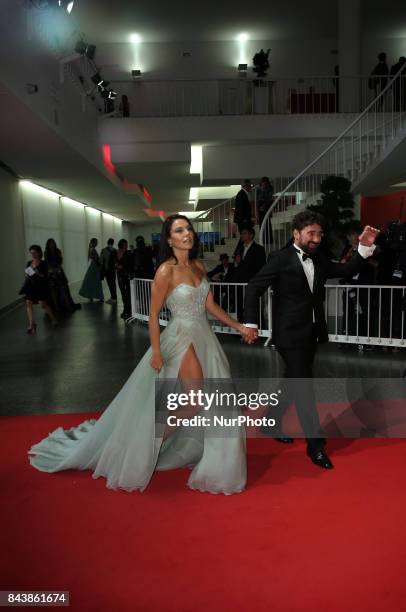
[1,412,406,612]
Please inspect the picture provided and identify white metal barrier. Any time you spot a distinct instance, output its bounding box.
[129,278,272,338]
[129,278,406,349]
[325,283,406,348]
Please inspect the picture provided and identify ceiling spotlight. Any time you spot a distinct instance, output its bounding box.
[57,0,74,12]
[131,69,142,79]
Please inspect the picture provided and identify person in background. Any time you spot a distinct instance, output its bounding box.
[79,238,104,302]
[369,52,389,100]
[207,253,235,310]
[133,235,155,279]
[44,238,81,314]
[116,239,133,319]
[233,226,266,322]
[19,245,58,333]
[390,56,406,111]
[339,225,377,340]
[256,176,274,236]
[119,95,130,117]
[234,180,254,232]
[100,238,117,305]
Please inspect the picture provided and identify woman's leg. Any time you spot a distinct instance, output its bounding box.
[39,301,58,324]
[162,344,204,440]
[26,300,34,328]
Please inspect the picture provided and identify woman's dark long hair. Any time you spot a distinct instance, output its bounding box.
[45,238,62,265]
[157,214,200,266]
[88,238,98,259]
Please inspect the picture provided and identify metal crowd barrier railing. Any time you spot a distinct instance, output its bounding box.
[129,278,272,338]
[129,278,406,349]
[325,283,406,348]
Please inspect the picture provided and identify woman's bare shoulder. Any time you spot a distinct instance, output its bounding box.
[154,260,175,283]
[193,259,206,274]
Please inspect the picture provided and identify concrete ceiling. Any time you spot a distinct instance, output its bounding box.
[70,0,406,44]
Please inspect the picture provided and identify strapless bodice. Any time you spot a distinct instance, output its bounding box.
[165,278,209,319]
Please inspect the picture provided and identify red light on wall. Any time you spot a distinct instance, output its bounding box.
[141,185,152,204]
[102,144,116,175]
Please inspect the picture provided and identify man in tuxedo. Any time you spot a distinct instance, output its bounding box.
[234,180,254,232]
[234,226,266,321]
[242,211,379,469]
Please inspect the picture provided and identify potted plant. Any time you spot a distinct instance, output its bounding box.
[252,49,270,85]
[307,175,356,256]
[252,49,271,113]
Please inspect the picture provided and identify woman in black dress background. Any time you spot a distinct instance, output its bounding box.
[19,244,58,333]
[44,238,81,314]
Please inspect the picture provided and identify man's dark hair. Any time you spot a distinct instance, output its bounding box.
[118,238,128,249]
[29,244,43,257]
[107,238,114,245]
[292,210,324,232]
[240,225,255,238]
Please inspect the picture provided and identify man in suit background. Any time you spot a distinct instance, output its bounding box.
[234,180,254,232]
[234,226,266,322]
[242,211,379,469]
[207,253,235,310]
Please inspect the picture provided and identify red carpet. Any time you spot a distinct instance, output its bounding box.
[1,412,406,612]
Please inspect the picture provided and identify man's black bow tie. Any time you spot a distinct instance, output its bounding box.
[294,247,315,262]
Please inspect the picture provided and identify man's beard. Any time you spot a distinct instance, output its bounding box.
[300,241,320,255]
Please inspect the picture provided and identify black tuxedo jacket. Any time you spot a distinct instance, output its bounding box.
[234,242,266,283]
[233,189,251,225]
[243,244,368,348]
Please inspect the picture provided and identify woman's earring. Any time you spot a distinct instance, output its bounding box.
[169,241,172,247]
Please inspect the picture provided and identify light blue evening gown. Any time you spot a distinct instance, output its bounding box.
[28,279,247,495]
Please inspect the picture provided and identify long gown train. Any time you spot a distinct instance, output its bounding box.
[28,280,247,494]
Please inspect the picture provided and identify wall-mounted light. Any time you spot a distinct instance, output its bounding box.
[131,69,142,80]
[130,33,141,43]
[236,33,249,66]
[237,33,248,42]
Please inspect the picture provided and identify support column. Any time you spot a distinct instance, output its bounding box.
[338,0,361,113]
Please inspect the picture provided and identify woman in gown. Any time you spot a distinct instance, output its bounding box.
[79,238,104,302]
[19,244,58,333]
[29,215,254,494]
[45,238,81,314]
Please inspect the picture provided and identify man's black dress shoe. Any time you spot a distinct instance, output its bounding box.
[275,436,294,444]
[306,447,334,469]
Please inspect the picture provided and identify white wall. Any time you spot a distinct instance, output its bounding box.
[0,168,26,310]
[19,182,126,285]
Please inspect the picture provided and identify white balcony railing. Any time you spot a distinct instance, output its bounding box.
[104,75,403,118]
[260,64,406,254]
